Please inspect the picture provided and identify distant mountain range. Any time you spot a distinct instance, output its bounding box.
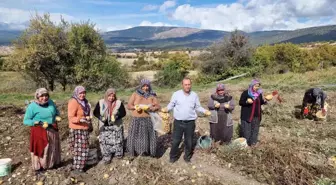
[0,25,335,50]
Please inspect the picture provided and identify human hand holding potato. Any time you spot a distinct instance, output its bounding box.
[265,94,273,101]
[42,122,48,129]
[134,105,142,112]
[142,105,149,111]
[204,110,212,116]
[224,103,230,109]
[55,116,62,122]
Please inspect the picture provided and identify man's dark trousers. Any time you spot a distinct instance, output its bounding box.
[170,119,195,162]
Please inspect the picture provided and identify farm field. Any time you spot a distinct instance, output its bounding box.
[0,69,335,184]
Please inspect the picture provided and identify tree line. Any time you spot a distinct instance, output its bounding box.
[4,13,129,91]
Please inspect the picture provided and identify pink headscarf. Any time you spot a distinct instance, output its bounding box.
[248,79,263,100]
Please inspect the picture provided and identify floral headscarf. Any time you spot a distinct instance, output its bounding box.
[136,79,156,98]
[248,79,263,100]
[34,88,49,105]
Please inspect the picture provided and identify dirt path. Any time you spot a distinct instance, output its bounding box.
[156,148,263,185]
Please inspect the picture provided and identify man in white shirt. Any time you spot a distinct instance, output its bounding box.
[162,77,211,163]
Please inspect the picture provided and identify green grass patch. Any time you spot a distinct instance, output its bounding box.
[2,68,336,106]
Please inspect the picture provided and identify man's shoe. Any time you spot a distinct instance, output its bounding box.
[169,158,177,163]
[184,159,191,163]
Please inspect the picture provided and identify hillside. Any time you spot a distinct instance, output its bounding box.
[252,25,336,45]
[0,30,22,45]
[86,25,336,49]
[1,25,336,49]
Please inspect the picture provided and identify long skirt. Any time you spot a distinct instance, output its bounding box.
[127,117,157,157]
[240,118,260,146]
[99,125,124,162]
[68,129,89,170]
[30,128,61,171]
[210,111,233,144]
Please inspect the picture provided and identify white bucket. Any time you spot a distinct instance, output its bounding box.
[232,138,248,148]
[0,158,12,177]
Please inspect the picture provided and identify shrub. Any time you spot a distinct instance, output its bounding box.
[155,60,189,87]
[82,57,130,91]
[310,44,336,68]
[155,52,192,87]
[251,43,336,74]
[199,30,254,81]
[132,55,149,68]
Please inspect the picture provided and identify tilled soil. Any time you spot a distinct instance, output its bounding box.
[0,104,261,185]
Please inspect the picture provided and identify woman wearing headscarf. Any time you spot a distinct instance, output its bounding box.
[208,84,235,144]
[239,79,268,146]
[127,79,160,157]
[93,88,126,164]
[23,88,61,174]
[68,86,92,173]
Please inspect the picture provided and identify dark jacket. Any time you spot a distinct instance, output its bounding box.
[302,88,327,109]
[239,90,266,122]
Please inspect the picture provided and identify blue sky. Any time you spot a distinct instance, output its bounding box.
[0,0,335,32]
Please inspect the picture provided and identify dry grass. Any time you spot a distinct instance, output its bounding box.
[130,70,158,81]
[216,138,336,185]
[130,70,198,81]
[117,58,136,66]
[0,72,36,93]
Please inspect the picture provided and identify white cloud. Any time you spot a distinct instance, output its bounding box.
[172,0,336,32]
[142,4,159,11]
[139,20,175,27]
[159,0,176,13]
[0,7,75,30]
[101,25,133,32]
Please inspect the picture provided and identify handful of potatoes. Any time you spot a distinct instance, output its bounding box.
[158,112,171,134]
